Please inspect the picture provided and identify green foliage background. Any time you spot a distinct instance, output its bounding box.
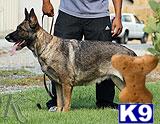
[144,0,160,56]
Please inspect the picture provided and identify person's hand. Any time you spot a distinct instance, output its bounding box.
[111,17,123,37]
[42,2,54,17]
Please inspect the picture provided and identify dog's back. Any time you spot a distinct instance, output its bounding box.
[74,40,136,69]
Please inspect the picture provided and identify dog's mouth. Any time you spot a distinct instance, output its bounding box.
[10,40,26,55]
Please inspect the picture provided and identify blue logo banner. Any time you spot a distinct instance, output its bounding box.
[118,104,153,124]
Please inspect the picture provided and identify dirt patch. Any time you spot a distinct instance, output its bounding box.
[0,85,42,94]
[0,63,160,94]
[146,63,160,82]
[0,69,48,93]
[0,75,46,86]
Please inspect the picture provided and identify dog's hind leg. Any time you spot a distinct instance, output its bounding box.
[55,83,64,112]
[62,83,73,112]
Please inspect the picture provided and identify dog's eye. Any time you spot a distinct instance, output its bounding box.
[17,26,25,31]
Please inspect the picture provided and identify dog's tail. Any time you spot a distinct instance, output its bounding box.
[110,75,125,91]
[125,46,137,56]
[130,50,137,56]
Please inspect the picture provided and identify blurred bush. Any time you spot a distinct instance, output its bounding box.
[144,0,160,56]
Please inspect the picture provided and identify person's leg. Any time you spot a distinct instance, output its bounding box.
[47,10,83,110]
[83,16,112,41]
[96,79,117,109]
[54,10,83,40]
[83,16,117,109]
[46,81,57,109]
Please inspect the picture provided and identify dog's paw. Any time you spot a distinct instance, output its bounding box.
[62,107,70,112]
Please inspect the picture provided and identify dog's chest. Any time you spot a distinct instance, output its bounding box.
[37,48,66,83]
[38,58,59,82]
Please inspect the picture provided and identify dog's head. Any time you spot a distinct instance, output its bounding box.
[5,8,40,53]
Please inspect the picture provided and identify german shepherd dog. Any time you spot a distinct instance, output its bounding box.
[5,8,136,112]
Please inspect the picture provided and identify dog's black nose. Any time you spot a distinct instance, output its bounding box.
[5,35,10,41]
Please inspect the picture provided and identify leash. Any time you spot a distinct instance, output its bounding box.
[37,14,55,109]
[41,13,54,34]
[42,14,54,98]
[43,74,54,99]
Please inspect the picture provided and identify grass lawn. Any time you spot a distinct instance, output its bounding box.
[0,82,160,124]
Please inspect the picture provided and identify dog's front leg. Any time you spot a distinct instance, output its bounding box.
[62,83,73,112]
[55,83,63,112]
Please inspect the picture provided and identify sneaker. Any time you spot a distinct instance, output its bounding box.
[46,98,57,109]
[49,106,57,112]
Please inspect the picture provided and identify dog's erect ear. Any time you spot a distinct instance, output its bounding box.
[29,8,39,28]
[25,8,29,20]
